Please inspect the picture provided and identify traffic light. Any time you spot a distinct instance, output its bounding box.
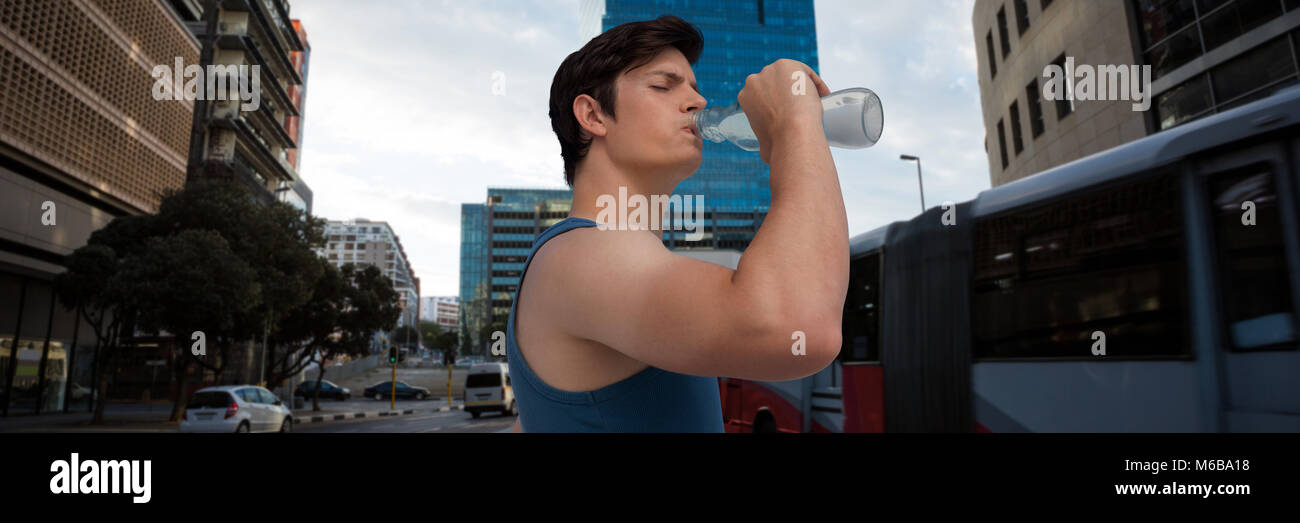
[388,346,398,364]
[444,349,455,366]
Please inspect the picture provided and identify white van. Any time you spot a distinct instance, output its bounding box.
[463,362,515,418]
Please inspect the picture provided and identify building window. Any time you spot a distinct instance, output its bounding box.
[1050,54,1074,120]
[997,6,1011,58]
[1134,0,1198,50]
[1146,24,1202,79]
[1135,0,1231,80]
[1026,79,1045,138]
[1009,100,1025,155]
[1156,73,1213,130]
[1014,0,1031,35]
[1200,0,1283,52]
[986,30,999,78]
[996,118,1009,169]
[1210,35,1297,108]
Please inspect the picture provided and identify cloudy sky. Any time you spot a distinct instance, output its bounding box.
[289,0,989,298]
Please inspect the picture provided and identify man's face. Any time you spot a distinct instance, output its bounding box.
[603,47,707,181]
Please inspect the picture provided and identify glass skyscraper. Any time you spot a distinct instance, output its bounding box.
[582,0,821,249]
[458,188,574,356]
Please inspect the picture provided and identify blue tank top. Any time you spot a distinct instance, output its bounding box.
[506,217,725,432]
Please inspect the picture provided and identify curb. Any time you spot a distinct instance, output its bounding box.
[294,405,464,425]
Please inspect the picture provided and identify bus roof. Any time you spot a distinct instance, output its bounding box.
[972,84,1300,218]
[847,85,1300,257]
[850,222,894,254]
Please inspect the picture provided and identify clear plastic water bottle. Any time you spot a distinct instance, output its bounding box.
[693,87,884,151]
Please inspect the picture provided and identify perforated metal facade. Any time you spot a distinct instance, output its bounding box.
[0,0,196,213]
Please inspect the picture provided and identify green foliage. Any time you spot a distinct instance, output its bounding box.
[55,180,403,417]
[119,229,260,341]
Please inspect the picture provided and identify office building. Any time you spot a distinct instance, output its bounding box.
[974,0,1300,186]
[167,0,308,204]
[317,219,421,342]
[421,296,459,334]
[279,17,311,212]
[0,0,196,415]
[458,188,572,356]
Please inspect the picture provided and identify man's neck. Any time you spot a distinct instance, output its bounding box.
[568,153,679,238]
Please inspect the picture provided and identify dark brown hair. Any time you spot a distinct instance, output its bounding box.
[549,15,704,187]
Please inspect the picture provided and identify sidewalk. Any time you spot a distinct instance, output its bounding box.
[0,399,469,432]
[0,401,179,433]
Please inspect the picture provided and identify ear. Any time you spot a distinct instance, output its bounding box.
[573,94,608,139]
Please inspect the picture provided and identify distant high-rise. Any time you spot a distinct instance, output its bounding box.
[317,219,421,344]
[458,188,572,357]
[581,0,822,250]
[168,0,307,205]
[421,296,459,334]
[280,18,312,212]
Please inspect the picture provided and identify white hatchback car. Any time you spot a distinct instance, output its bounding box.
[180,385,294,433]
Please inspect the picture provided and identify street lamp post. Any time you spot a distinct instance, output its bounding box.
[900,154,925,213]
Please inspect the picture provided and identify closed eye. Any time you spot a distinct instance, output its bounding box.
[651,85,669,91]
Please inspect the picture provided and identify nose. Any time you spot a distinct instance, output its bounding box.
[683,89,706,113]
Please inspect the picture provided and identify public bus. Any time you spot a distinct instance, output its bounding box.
[719,84,1300,433]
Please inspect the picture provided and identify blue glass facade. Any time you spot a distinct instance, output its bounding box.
[457,188,573,356]
[590,0,820,248]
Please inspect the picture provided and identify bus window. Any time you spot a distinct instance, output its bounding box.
[1209,166,1297,350]
[841,252,881,362]
[972,174,1188,358]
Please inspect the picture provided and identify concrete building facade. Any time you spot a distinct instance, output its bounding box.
[974,0,1300,186]
[0,0,197,416]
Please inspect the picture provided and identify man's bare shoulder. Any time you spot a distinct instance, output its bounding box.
[527,227,667,288]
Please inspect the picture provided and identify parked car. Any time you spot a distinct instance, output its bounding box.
[363,381,430,400]
[464,362,515,418]
[294,380,351,401]
[180,385,293,433]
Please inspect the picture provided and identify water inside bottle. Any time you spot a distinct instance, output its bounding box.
[703,87,882,151]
